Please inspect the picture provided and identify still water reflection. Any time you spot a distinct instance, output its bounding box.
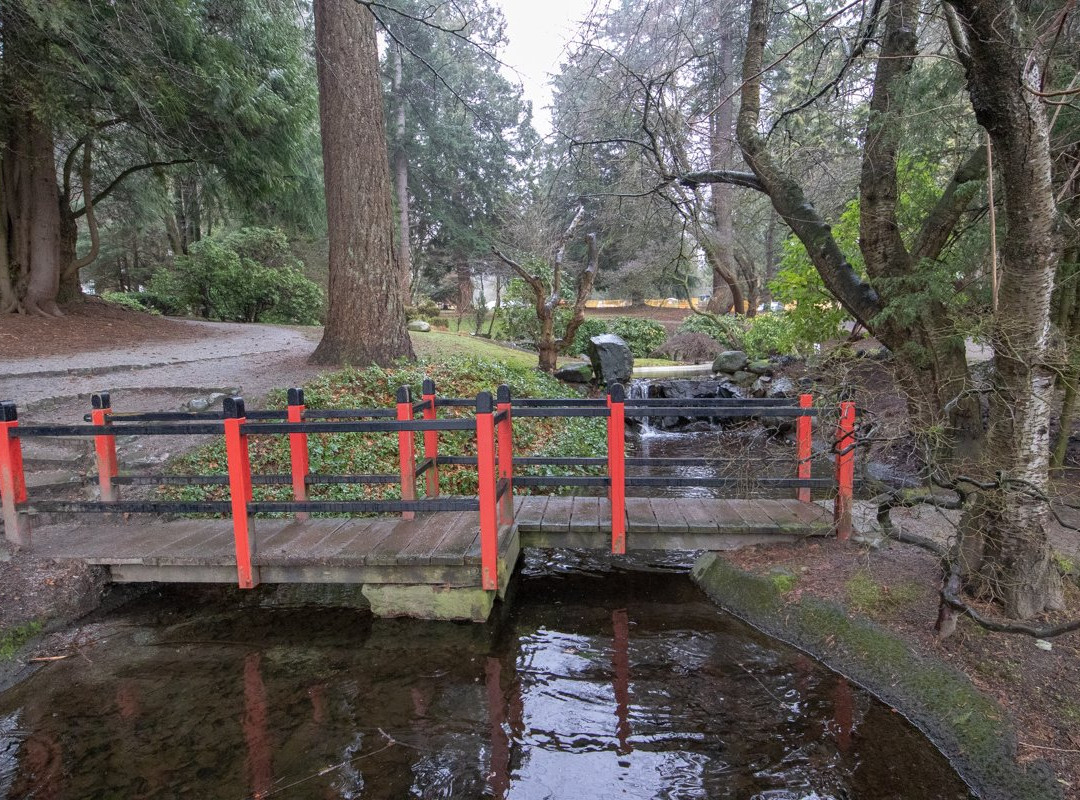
[0,556,972,799]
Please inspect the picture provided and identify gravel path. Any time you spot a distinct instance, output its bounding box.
[1,319,326,410]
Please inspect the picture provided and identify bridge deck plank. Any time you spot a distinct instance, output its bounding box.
[625,497,657,532]
[365,514,445,567]
[728,499,778,531]
[25,499,830,596]
[257,519,350,566]
[647,499,689,533]
[513,496,547,528]
[429,514,481,566]
[398,511,469,565]
[679,499,722,532]
[314,519,399,566]
[703,499,752,533]
[540,497,573,531]
[786,500,833,528]
[569,497,600,533]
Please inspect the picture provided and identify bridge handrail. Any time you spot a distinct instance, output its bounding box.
[0,381,857,592]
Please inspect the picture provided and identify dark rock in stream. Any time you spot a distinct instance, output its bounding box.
[632,378,751,430]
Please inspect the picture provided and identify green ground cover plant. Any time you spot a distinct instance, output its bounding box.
[164,356,607,507]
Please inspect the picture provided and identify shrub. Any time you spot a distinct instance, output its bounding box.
[149,227,324,324]
[101,291,160,315]
[742,313,800,357]
[677,313,746,349]
[650,332,723,362]
[164,356,608,503]
[570,318,609,355]
[606,317,667,357]
[407,298,443,323]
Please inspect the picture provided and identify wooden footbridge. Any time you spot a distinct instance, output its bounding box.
[0,383,856,621]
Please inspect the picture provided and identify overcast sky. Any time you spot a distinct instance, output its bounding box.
[498,0,599,136]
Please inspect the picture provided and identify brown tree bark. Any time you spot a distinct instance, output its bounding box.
[18,112,65,318]
[951,0,1064,617]
[310,0,414,366]
[391,43,413,299]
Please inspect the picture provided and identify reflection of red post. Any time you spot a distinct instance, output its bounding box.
[91,392,119,502]
[287,388,309,520]
[612,608,632,755]
[243,652,273,800]
[796,393,812,503]
[115,680,140,722]
[308,685,326,724]
[833,676,854,753]
[421,378,440,496]
[397,386,417,520]
[224,397,258,589]
[476,392,499,591]
[0,401,30,547]
[834,401,856,540]
[496,385,514,526]
[485,657,510,800]
[607,384,626,554]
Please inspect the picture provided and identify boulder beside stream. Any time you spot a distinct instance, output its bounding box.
[587,334,633,386]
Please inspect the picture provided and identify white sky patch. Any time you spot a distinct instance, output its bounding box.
[499,0,600,136]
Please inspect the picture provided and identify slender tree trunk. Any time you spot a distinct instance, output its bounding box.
[705,30,742,315]
[456,254,473,312]
[952,0,1062,618]
[391,43,412,298]
[486,275,501,338]
[310,0,413,365]
[537,308,558,372]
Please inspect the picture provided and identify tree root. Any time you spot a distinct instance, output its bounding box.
[939,563,1080,639]
[875,487,1080,639]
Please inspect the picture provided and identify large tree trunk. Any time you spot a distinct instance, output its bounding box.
[310,0,414,366]
[391,43,412,299]
[952,0,1063,618]
[17,112,65,317]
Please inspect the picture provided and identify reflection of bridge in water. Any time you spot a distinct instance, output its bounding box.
[0,383,856,621]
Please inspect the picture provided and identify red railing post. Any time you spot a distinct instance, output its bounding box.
[287,388,310,520]
[91,392,120,502]
[834,400,856,541]
[0,401,30,547]
[496,384,514,526]
[224,396,258,589]
[607,383,627,555]
[797,393,813,503]
[397,386,417,520]
[421,378,440,497]
[476,391,499,591]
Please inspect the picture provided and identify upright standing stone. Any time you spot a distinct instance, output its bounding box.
[588,334,634,386]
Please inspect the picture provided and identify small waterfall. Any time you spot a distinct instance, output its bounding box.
[627,378,659,437]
